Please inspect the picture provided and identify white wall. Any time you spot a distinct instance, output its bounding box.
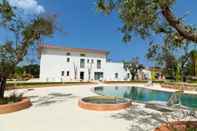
[39,48,133,82]
[40,49,66,82]
[40,48,107,82]
[104,62,129,81]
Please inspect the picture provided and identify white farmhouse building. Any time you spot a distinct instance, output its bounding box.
[39,44,130,82]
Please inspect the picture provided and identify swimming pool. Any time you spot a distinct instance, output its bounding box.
[94,86,197,108]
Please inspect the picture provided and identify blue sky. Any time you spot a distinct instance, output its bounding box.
[1,0,197,66]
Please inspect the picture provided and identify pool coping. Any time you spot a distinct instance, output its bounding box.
[91,84,197,108]
[93,83,197,95]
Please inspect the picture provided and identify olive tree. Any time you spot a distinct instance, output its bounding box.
[146,40,195,81]
[97,0,197,80]
[190,50,197,77]
[124,57,144,80]
[97,0,197,44]
[0,1,54,98]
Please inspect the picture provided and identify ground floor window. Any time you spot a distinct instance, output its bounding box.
[115,73,118,79]
[67,71,70,76]
[127,73,130,79]
[94,72,103,80]
[67,58,70,62]
[61,71,65,76]
[80,72,84,80]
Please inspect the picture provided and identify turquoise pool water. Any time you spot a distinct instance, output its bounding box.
[94,86,197,108]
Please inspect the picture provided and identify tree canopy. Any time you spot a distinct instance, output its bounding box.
[146,40,197,80]
[14,64,40,79]
[0,0,55,98]
[97,0,197,81]
[124,57,144,80]
[97,0,197,44]
[0,0,54,77]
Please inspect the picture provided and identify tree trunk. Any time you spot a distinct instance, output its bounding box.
[131,74,135,80]
[160,5,197,43]
[191,51,197,76]
[193,57,197,76]
[0,74,6,99]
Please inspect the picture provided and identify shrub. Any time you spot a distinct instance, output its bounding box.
[0,92,23,105]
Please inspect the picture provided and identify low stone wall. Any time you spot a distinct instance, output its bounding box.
[0,98,32,114]
[161,83,197,91]
[79,97,131,111]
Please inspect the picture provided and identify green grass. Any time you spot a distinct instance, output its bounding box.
[6,81,95,90]
[188,81,197,84]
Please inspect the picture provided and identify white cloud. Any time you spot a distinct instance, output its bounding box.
[7,0,45,15]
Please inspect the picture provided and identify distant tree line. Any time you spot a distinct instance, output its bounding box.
[14,64,40,80]
[147,42,197,82]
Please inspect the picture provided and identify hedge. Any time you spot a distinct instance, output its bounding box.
[6,81,94,89]
[104,80,165,84]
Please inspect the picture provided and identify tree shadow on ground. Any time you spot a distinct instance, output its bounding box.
[29,92,77,107]
[111,105,167,131]
[111,105,197,131]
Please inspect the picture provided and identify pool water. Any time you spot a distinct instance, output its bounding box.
[82,96,129,104]
[94,86,197,108]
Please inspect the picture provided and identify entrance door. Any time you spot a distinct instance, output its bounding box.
[94,72,103,80]
[80,72,84,80]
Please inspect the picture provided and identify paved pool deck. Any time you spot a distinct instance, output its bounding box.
[0,83,196,131]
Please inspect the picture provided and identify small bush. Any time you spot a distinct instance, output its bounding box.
[0,92,23,105]
[104,80,165,84]
[104,80,148,84]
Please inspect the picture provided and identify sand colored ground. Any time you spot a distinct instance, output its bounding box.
[0,83,196,131]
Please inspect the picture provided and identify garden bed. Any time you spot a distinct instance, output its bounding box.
[104,80,164,84]
[6,81,95,90]
[161,82,197,91]
[0,97,32,114]
[155,121,197,131]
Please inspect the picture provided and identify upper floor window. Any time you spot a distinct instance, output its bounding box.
[87,59,90,63]
[67,58,70,62]
[66,52,71,56]
[80,59,85,68]
[97,60,101,69]
[91,59,94,63]
[80,53,86,57]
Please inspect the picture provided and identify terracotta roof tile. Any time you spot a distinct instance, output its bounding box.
[39,44,109,55]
